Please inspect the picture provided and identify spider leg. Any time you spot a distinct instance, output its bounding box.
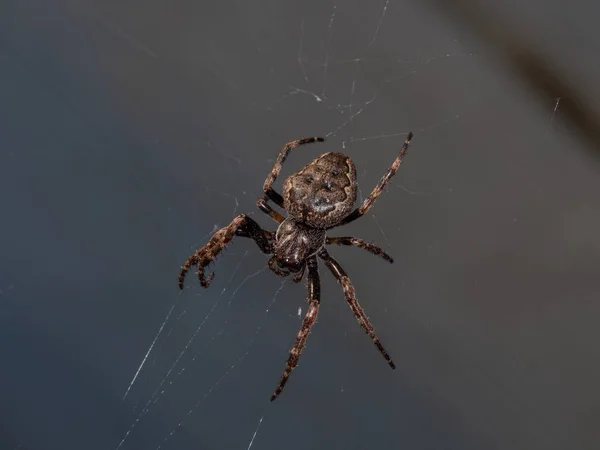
[178,215,273,290]
[318,248,396,370]
[262,137,325,207]
[257,198,285,223]
[270,256,320,401]
[326,237,394,263]
[333,132,413,228]
[235,227,274,241]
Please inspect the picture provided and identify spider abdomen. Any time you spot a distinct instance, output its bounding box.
[271,218,326,274]
[283,152,357,228]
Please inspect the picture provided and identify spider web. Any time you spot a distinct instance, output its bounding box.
[0,0,584,450]
[3,0,600,449]
[111,2,476,448]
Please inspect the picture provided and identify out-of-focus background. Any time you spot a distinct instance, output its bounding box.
[1,1,599,449]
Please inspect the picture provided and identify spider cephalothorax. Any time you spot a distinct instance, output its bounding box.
[269,218,325,276]
[179,132,413,401]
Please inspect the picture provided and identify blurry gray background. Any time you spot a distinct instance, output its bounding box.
[1,0,599,449]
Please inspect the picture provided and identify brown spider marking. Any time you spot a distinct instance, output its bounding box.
[283,152,357,228]
[178,132,413,401]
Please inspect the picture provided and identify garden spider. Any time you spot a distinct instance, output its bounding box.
[179,132,413,401]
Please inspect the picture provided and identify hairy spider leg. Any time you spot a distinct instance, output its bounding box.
[319,249,396,370]
[262,137,325,207]
[256,198,285,223]
[333,132,413,228]
[326,236,394,263]
[178,215,273,290]
[271,256,320,401]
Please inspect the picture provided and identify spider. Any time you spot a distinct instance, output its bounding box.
[179,132,414,401]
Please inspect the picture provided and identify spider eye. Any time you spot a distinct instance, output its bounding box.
[331,169,340,176]
[325,180,333,191]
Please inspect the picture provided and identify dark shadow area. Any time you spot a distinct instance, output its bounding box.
[428,0,600,161]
